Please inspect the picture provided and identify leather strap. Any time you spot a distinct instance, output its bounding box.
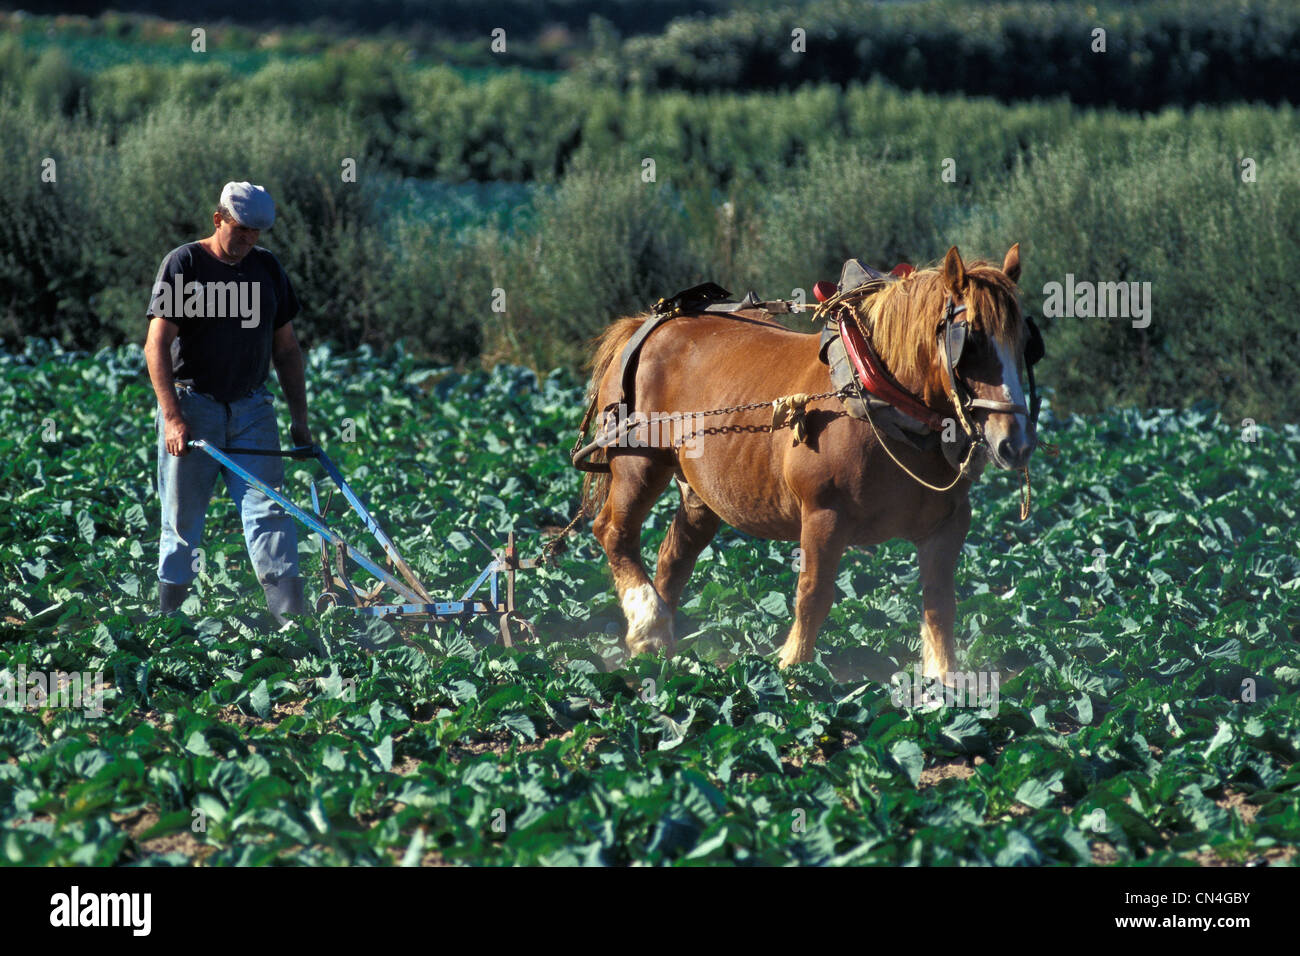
[616,312,674,407]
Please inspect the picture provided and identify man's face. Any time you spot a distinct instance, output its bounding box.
[215,212,260,261]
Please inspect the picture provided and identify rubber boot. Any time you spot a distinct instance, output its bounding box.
[263,576,308,627]
[159,582,190,616]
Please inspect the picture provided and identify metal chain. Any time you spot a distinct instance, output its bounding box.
[623,388,845,427]
[570,390,847,452]
[547,387,846,563]
[540,507,588,565]
[635,389,845,448]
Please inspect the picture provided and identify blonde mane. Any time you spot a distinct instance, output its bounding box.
[859,261,1024,394]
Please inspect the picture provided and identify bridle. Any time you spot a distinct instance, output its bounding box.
[935,294,1045,451]
[828,278,1049,504]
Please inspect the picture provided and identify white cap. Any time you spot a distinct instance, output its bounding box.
[219,181,275,230]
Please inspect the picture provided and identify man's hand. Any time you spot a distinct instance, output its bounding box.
[164,413,191,457]
[290,420,313,450]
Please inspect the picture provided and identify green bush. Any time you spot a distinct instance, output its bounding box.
[479,157,706,369]
[472,115,1300,421]
[0,104,107,346]
[3,46,1299,419]
[733,147,961,298]
[946,135,1300,421]
[0,95,479,361]
[395,68,587,181]
[90,61,233,126]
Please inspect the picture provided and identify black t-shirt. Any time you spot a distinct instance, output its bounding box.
[146,242,300,402]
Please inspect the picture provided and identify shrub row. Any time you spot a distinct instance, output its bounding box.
[3,90,1297,419]
[0,98,481,361]
[6,33,1298,188]
[31,1,737,38]
[484,134,1300,426]
[585,0,1300,109]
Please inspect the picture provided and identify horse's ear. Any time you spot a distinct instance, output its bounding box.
[1002,243,1021,283]
[942,246,966,295]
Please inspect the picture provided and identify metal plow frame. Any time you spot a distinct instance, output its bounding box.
[188,440,538,646]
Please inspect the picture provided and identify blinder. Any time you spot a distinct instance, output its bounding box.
[1024,314,1045,367]
[936,295,1045,433]
[942,313,969,367]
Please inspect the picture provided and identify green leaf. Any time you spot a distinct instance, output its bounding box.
[400,827,426,866]
[890,739,924,787]
[1015,770,1063,809]
[651,707,696,750]
[364,735,394,773]
[498,711,537,742]
[1204,720,1234,759]
[123,504,147,530]
[75,510,96,545]
[757,591,788,617]
[184,730,214,757]
[684,826,730,861]
[248,680,270,720]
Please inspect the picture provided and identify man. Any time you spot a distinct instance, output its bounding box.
[144,181,312,625]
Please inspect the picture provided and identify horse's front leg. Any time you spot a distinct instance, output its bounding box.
[778,510,850,669]
[915,497,972,684]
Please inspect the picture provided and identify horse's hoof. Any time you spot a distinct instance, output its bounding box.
[777,648,808,670]
[627,634,675,658]
[922,666,959,688]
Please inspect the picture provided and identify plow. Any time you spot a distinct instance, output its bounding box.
[188,440,542,646]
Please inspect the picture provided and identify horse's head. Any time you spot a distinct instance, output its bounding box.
[867,244,1039,471]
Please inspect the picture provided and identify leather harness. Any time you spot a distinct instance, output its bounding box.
[571,265,1046,477]
[817,260,1045,475]
[615,283,795,411]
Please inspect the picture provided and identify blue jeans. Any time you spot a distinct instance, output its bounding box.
[156,384,300,587]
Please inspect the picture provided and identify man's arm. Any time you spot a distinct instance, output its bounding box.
[271,321,312,447]
[145,317,190,456]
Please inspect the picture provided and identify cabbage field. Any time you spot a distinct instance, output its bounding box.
[2,340,1297,866]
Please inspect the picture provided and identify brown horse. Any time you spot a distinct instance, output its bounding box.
[581,245,1035,681]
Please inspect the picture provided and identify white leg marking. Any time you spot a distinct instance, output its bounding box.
[622,582,674,655]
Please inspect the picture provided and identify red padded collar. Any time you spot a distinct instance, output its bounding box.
[839,318,948,431]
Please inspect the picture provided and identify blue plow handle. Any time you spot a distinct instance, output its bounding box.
[186,439,425,605]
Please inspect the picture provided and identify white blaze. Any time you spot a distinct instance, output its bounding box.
[993,338,1029,434]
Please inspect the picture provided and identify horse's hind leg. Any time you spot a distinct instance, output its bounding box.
[654,478,722,613]
[593,454,676,657]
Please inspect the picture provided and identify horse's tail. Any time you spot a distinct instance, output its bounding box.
[580,315,647,518]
